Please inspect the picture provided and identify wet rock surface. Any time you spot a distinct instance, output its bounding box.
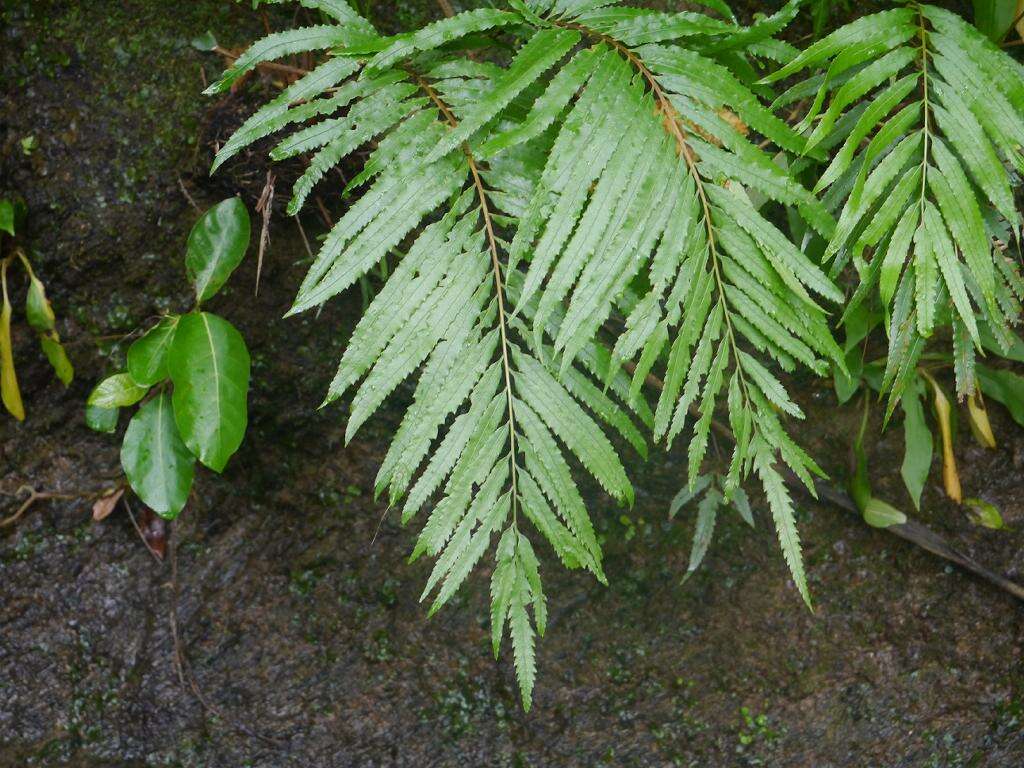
[1,2,1023,766]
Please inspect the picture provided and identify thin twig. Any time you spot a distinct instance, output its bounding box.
[294,215,314,261]
[314,196,334,230]
[177,175,201,212]
[0,486,90,529]
[436,0,456,18]
[255,170,276,296]
[122,497,164,564]
[167,523,289,748]
[1001,8,1024,46]
[213,45,310,78]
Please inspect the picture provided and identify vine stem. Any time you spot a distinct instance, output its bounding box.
[0,486,86,528]
[917,3,931,220]
[411,72,520,524]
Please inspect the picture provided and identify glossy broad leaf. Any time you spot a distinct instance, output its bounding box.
[128,316,179,387]
[185,198,252,304]
[121,393,195,518]
[168,312,250,473]
[87,372,148,409]
[85,404,119,433]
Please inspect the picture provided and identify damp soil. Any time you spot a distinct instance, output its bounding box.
[1,2,1023,766]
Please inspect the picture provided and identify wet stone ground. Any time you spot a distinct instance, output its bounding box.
[1,1,1023,766]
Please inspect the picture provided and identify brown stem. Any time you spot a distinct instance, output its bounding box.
[559,18,755,421]
[411,71,521,520]
[166,521,289,749]
[0,486,92,529]
[213,46,310,77]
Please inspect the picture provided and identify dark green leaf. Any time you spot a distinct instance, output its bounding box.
[88,373,148,408]
[977,364,1024,427]
[128,317,179,387]
[121,393,195,519]
[900,377,932,511]
[85,404,119,434]
[186,198,251,304]
[0,201,12,236]
[972,0,1020,41]
[169,312,251,473]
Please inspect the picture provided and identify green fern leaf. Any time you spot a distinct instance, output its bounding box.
[509,566,537,709]
[428,28,581,161]
[367,9,521,72]
[754,442,811,608]
[205,26,360,94]
[258,0,376,31]
[514,351,633,505]
[210,0,893,708]
[800,4,1023,405]
[685,484,722,579]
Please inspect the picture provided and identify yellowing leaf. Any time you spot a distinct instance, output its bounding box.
[39,333,73,386]
[25,273,56,332]
[922,371,961,504]
[967,390,996,449]
[0,260,24,421]
[965,497,1004,529]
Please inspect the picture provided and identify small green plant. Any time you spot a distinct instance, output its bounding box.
[0,196,74,422]
[737,705,781,750]
[87,199,253,520]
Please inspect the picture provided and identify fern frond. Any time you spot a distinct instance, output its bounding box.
[780,3,1023,402]
[213,0,863,705]
[486,2,842,605]
[212,1,659,707]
